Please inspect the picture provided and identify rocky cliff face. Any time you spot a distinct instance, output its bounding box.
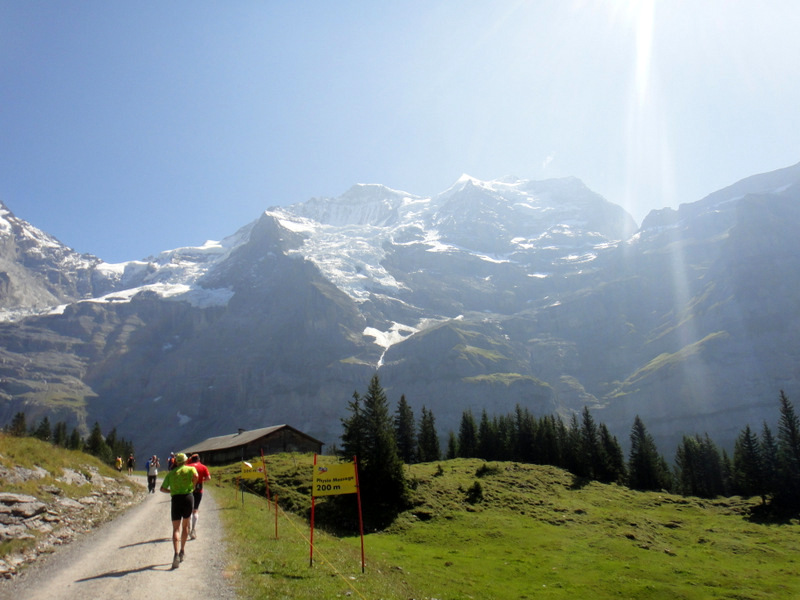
[2,165,800,457]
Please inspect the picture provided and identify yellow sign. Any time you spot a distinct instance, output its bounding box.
[312,462,357,497]
[240,462,266,480]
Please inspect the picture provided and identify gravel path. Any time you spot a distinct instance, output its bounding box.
[0,478,239,600]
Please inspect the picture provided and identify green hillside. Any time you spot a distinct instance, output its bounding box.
[214,454,800,600]
[4,440,798,599]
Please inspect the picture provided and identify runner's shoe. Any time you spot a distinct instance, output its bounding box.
[172,553,180,569]
[190,528,197,540]
[179,549,185,563]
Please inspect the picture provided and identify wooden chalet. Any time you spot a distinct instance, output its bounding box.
[181,424,324,466]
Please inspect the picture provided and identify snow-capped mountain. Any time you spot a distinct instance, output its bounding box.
[0,201,250,320]
[0,201,100,318]
[2,164,800,460]
[269,176,635,307]
[2,173,636,344]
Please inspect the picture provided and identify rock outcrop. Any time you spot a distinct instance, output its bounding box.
[0,461,143,579]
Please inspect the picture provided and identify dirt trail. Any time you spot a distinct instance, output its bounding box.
[1,478,238,600]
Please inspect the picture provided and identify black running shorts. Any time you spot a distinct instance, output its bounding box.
[170,493,194,521]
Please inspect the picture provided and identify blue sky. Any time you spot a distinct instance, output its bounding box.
[2,1,799,263]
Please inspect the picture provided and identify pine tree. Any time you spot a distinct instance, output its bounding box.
[8,412,27,436]
[514,405,535,463]
[53,421,68,447]
[759,421,779,503]
[446,431,458,459]
[393,395,417,464]
[732,425,764,500]
[457,410,478,458]
[477,409,497,460]
[105,428,119,457]
[657,454,674,491]
[417,406,441,462]
[85,422,112,463]
[494,414,515,461]
[674,435,695,495]
[700,434,726,497]
[33,416,52,443]
[720,448,733,497]
[627,415,669,491]
[68,427,83,451]
[341,391,365,461]
[597,423,627,484]
[578,407,600,479]
[342,374,408,528]
[537,414,563,468]
[775,390,800,509]
[563,412,583,476]
[674,434,724,498]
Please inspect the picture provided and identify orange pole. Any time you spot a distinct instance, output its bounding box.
[354,455,365,573]
[260,448,271,507]
[275,494,279,539]
[310,454,316,567]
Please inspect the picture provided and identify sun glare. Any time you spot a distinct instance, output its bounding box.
[603,2,702,391]
[596,0,656,105]
[632,0,655,105]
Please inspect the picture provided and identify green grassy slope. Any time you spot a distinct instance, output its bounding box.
[213,454,800,600]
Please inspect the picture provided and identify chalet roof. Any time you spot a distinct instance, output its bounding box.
[181,424,323,454]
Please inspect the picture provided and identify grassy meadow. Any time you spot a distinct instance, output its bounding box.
[212,454,800,600]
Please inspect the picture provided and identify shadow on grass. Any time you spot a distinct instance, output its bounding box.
[259,570,306,579]
[746,502,800,525]
[569,475,592,490]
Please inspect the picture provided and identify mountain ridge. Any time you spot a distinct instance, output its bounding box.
[2,165,799,459]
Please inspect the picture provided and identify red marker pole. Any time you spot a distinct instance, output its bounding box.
[260,448,271,507]
[354,455,365,573]
[309,454,316,567]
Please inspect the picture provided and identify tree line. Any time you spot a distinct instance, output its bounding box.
[3,412,135,465]
[341,375,800,520]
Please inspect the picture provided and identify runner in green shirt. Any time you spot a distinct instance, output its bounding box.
[160,452,198,569]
